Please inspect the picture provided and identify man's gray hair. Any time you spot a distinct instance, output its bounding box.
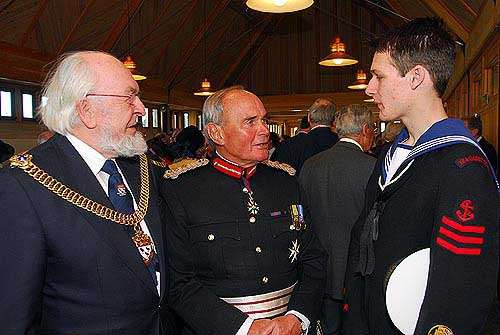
[308,98,336,126]
[38,51,101,135]
[335,104,372,137]
[202,85,245,128]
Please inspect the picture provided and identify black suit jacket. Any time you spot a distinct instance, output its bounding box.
[0,134,176,334]
[272,127,339,173]
[299,141,375,299]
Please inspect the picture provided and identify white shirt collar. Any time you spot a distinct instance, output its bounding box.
[66,133,108,176]
[339,137,363,151]
[309,125,330,131]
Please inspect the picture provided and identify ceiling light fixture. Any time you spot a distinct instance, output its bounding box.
[122,0,146,81]
[348,69,368,90]
[194,0,214,97]
[319,36,358,67]
[246,0,314,13]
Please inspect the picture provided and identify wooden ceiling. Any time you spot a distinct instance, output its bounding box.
[0,0,494,112]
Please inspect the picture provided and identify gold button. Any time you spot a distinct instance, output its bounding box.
[255,246,262,253]
[262,276,269,284]
[289,225,295,230]
[249,216,256,223]
[207,234,215,241]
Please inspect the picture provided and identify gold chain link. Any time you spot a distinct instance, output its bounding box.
[10,153,150,226]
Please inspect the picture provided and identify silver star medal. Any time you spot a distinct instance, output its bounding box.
[288,239,300,263]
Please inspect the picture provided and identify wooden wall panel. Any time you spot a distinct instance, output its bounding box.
[446,33,499,152]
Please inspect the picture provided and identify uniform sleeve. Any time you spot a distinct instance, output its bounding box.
[287,189,327,324]
[0,172,45,333]
[162,181,248,335]
[414,146,499,335]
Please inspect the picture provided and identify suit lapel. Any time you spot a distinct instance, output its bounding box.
[52,136,158,295]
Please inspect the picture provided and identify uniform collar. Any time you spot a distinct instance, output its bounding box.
[212,152,257,179]
[66,133,109,177]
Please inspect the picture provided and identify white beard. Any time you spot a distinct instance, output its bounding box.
[98,128,147,158]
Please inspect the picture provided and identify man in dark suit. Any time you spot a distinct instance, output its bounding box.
[464,115,498,175]
[271,115,309,164]
[272,98,338,173]
[299,104,375,335]
[0,51,176,334]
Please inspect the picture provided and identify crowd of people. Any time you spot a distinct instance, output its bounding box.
[0,17,498,335]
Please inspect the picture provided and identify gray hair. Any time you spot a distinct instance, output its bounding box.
[309,98,336,126]
[38,51,101,135]
[202,86,245,145]
[202,86,245,128]
[335,104,372,137]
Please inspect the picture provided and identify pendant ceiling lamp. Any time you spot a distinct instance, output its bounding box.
[194,78,214,96]
[348,69,368,90]
[246,0,313,13]
[194,0,214,96]
[319,36,358,67]
[123,56,146,81]
[122,0,146,81]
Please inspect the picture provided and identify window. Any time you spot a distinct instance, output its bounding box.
[22,93,35,119]
[0,90,13,117]
[173,113,178,128]
[183,112,189,128]
[152,108,159,128]
[141,107,149,128]
[197,114,202,129]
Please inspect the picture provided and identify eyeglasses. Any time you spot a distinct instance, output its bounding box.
[85,93,141,106]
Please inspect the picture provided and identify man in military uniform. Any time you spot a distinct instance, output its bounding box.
[162,86,326,335]
[344,18,499,335]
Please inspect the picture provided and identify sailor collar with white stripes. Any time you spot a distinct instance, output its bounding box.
[379,118,499,191]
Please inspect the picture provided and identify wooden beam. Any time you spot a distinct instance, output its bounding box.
[444,0,500,99]
[421,0,470,42]
[163,0,231,89]
[384,0,412,20]
[219,15,274,87]
[457,0,478,18]
[177,12,239,84]
[18,0,50,47]
[56,0,96,55]
[0,41,54,62]
[235,16,285,84]
[126,0,175,55]
[99,0,144,52]
[148,0,199,75]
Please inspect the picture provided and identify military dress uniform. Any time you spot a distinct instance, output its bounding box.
[162,155,326,335]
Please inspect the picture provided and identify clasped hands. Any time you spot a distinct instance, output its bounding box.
[248,315,303,335]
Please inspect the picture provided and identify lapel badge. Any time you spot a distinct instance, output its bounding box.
[116,184,128,197]
[290,204,305,230]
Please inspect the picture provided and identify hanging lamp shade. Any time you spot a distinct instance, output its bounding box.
[246,0,313,13]
[348,69,369,90]
[194,78,215,96]
[123,55,147,81]
[319,37,358,67]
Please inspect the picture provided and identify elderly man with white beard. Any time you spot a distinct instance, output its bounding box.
[0,51,178,334]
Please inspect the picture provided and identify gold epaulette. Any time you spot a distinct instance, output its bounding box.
[261,160,296,176]
[164,158,209,179]
[150,159,167,168]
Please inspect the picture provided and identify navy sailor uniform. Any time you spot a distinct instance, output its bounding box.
[344,118,499,335]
